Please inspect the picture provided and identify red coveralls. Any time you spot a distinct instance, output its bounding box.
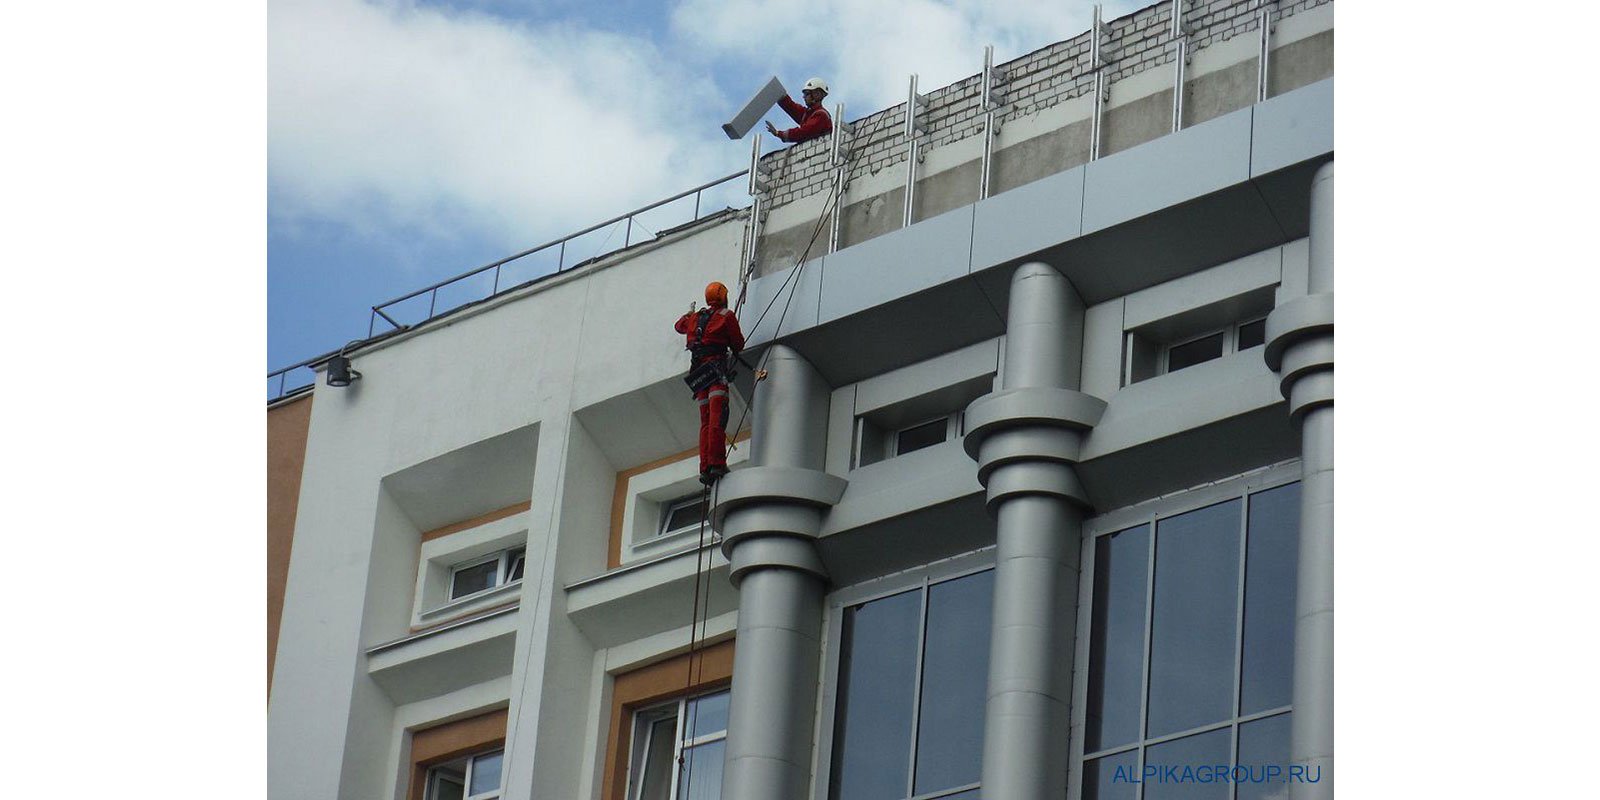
[675,306,746,476]
[775,96,833,144]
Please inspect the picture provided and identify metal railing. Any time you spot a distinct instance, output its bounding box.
[267,169,747,401]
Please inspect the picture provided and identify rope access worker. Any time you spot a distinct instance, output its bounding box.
[676,281,746,485]
[765,77,833,144]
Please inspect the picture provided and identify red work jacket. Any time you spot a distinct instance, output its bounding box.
[776,96,832,144]
[676,306,745,357]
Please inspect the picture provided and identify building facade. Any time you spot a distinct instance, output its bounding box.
[267,2,1335,798]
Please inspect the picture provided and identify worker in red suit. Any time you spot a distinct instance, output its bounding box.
[766,77,833,144]
[676,281,746,484]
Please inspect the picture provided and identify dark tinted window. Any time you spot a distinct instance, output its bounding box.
[896,418,948,455]
[662,495,710,535]
[1241,483,1301,714]
[1142,728,1230,800]
[1167,332,1225,372]
[1237,712,1294,800]
[914,570,994,794]
[1146,500,1241,738]
[831,590,921,800]
[1237,318,1267,350]
[1082,749,1138,800]
[450,559,498,599]
[1086,525,1150,752]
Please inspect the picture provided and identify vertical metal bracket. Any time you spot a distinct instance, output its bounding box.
[979,45,1009,200]
[903,74,929,227]
[827,103,850,254]
[1088,4,1107,161]
[742,133,767,285]
[1170,0,1188,133]
[1256,0,1275,102]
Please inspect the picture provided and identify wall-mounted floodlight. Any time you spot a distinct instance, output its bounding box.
[326,354,361,387]
[722,76,789,139]
[326,340,365,388]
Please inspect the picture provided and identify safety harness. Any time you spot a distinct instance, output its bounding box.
[683,307,737,394]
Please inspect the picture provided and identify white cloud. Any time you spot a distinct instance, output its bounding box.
[268,0,1153,258]
[671,0,1149,115]
[269,0,736,250]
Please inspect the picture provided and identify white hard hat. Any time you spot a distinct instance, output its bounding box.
[802,77,829,94]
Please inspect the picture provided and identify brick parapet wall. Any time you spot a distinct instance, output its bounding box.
[759,0,1329,211]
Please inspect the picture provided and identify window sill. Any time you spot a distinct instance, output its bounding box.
[418,579,523,626]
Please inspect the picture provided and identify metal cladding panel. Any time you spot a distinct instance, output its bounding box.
[818,204,975,324]
[743,255,824,349]
[1081,105,1254,235]
[1250,78,1334,178]
[969,164,1086,271]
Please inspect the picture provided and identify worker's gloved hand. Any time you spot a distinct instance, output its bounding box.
[765,121,780,139]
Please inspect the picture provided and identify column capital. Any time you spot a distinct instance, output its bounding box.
[1264,292,1334,422]
[963,386,1106,512]
[711,465,847,587]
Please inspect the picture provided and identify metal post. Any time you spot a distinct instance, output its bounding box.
[964,264,1105,800]
[1263,161,1335,800]
[980,45,1006,199]
[624,216,632,247]
[492,264,501,294]
[558,239,566,270]
[903,74,926,228]
[427,289,437,319]
[1171,0,1187,133]
[1257,2,1274,102]
[744,133,766,281]
[828,102,846,254]
[1089,5,1106,161]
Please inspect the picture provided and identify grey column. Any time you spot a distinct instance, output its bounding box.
[963,263,1105,800]
[713,345,846,800]
[1264,161,1334,799]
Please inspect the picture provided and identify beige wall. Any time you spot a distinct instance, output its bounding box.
[267,393,314,699]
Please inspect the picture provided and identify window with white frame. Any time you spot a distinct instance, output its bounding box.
[1123,311,1271,386]
[856,411,964,468]
[425,748,503,800]
[449,546,525,602]
[1161,317,1267,375]
[627,689,729,800]
[1077,479,1300,800]
[827,567,993,800]
[657,493,711,539]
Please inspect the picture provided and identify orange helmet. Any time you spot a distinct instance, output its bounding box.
[705,281,729,307]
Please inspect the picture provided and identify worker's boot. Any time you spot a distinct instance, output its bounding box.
[702,464,729,484]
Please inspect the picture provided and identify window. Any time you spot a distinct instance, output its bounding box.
[856,412,963,467]
[1160,316,1268,376]
[426,749,503,800]
[1078,480,1300,800]
[449,546,525,601]
[828,568,993,800]
[658,493,711,539]
[627,690,729,800]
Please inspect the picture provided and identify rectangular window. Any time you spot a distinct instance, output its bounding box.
[658,493,711,538]
[426,749,503,800]
[828,568,993,800]
[1078,480,1300,795]
[857,412,963,467]
[449,546,526,601]
[1127,315,1271,385]
[628,690,729,800]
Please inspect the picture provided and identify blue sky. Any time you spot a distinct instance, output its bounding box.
[268,0,1149,391]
